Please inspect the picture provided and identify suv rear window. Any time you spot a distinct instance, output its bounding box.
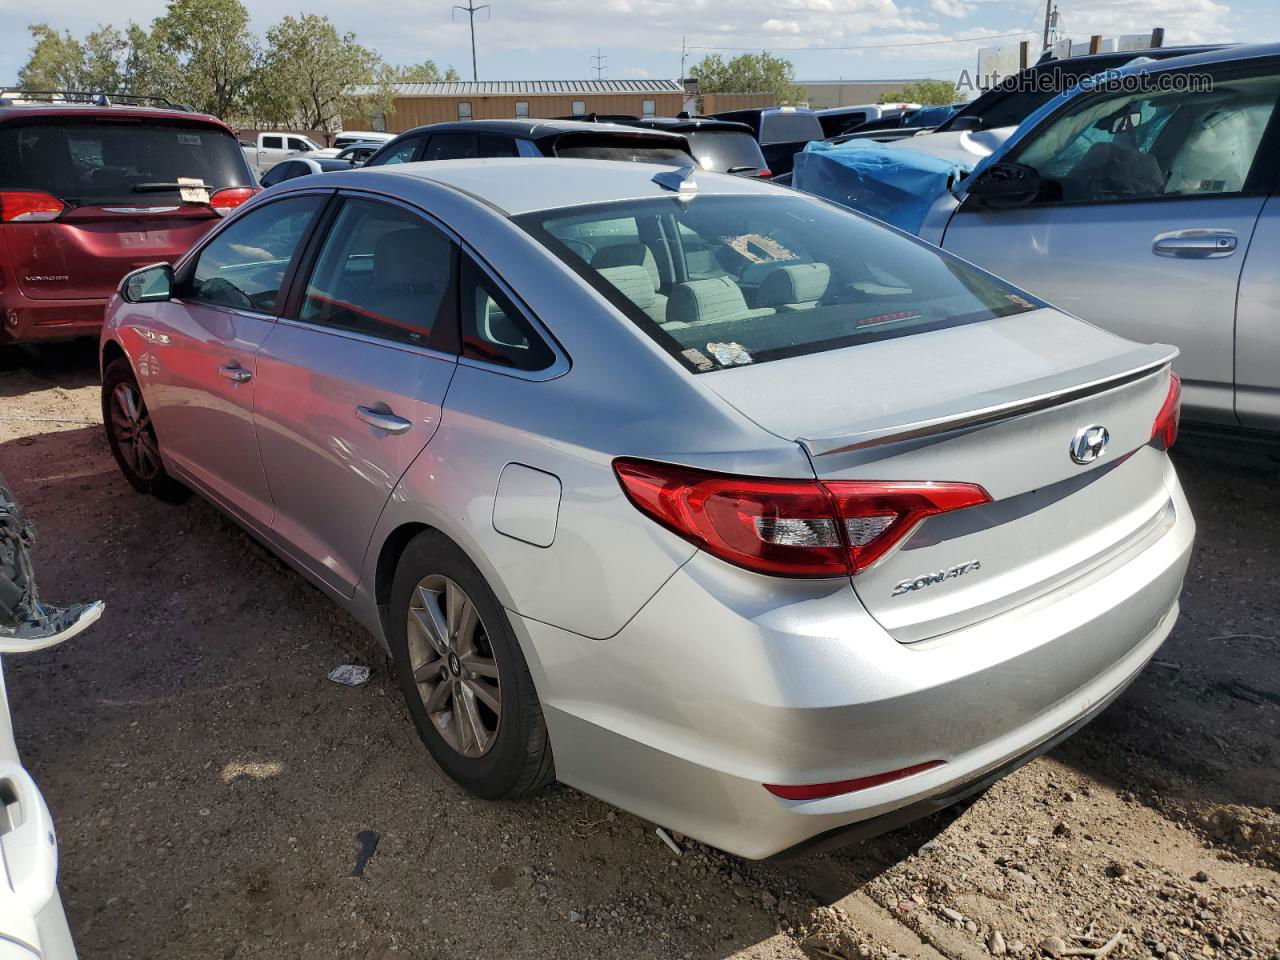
[551,134,690,164]
[0,120,252,207]
[758,112,823,144]
[686,131,766,173]
[517,194,1038,372]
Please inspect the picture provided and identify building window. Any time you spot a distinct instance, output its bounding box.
[457,101,473,120]
[571,100,587,116]
[641,99,656,118]
[370,112,386,132]
[515,100,529,118]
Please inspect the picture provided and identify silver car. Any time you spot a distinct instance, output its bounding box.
[99,159,1194,859]
[919,44,1280,435]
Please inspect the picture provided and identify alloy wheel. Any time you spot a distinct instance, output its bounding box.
[406,575,502,758]
[110,382,161,481]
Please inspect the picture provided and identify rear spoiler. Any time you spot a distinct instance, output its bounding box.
[803,342,1178,458]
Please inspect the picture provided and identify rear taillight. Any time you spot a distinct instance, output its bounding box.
[209,186,261,217]
[1151,371,1181,451]
[613,459,990,578]
[0,191,63,223]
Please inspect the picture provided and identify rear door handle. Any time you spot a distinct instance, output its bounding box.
[1152,229,1237,258]
[217,362,252,383]
[355,405,412,435]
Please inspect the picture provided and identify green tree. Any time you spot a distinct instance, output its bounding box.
[150,0,257,117]
[878,80,958,106]
[395,60,462,83]
[689,52,806,105]
[16,25,86,91]
[257,15,389,133]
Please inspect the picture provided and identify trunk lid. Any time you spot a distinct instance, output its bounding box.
[703,309,1179,642]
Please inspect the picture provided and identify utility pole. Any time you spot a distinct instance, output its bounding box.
[680,36,688,81]
[591,48,607,80]
[452,0,490,82]
[1042,0,1056,51]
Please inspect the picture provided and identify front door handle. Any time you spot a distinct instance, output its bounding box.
[1152,229,1237,259]
[355,405,412,435]
[218,362,252,383]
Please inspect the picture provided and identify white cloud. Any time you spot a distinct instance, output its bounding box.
[929,0,976,17]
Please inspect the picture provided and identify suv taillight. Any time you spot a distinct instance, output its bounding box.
[613,458,990,577]
[0,191,64,223]
[209,187,261,217]
[1151,371,1181,451]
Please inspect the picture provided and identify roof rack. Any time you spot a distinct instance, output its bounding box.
[0,89,198,112]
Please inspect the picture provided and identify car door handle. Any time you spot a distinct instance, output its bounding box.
[1152,229,1237,258]
[217,362,252,383]
[355,405,412,435]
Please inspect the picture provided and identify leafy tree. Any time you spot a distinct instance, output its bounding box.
[16,25,86,91]
[396,60,462,83]
[878,80,958,106]
[689,52,806,105]
[150,0,257,117]
[257,15,390,133]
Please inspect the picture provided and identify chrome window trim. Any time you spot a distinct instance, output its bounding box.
[273,314,460,364]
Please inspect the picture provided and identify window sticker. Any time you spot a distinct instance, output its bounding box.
[176,132,203,145]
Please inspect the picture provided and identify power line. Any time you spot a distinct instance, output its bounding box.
[687,30,1037,53]
[451,1,490,82]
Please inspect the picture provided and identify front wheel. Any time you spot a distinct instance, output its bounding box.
[101,357,187,501]
[389,530,553,799]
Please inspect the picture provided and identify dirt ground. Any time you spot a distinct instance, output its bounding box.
[1,342,1277,960]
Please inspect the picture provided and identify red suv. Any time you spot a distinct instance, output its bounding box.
[0,92,259,344]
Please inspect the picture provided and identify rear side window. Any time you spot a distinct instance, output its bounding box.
[187,195,323,312]
[460,257,555,371]
[300,198,456,348]
[553,134,689,164]
[0,121,252,207]
[263,136,284,149]
[518,194,1038,373]
[425,133,477,160]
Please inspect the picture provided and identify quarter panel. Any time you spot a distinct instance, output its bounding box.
[1235,194,1280,431]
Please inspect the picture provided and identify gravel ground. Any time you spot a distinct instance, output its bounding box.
[1,342,1277,960]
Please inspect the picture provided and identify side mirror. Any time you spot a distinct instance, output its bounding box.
[948,114,984,132]
[964,162,1041,209]
[121,263,174,304]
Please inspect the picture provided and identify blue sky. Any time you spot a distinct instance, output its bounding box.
[0,0,1269,90]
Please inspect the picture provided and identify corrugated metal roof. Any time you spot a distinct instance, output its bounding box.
[349,79,685,98]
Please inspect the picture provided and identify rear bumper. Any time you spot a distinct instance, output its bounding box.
[1,294,105,345]
[514,460,1194,860]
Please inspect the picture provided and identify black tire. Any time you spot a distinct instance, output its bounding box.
[101,356,188,502]
[389,530,554,800]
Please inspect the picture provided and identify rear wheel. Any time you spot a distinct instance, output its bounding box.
[101,357,187,501]
[389,530,553,799]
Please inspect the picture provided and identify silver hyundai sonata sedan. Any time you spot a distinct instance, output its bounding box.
[99,159,1194,859]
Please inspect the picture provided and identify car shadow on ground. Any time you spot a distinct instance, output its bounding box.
[0,339,100,399]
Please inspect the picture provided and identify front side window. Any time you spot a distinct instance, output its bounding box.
[288,137,312,152]
[572,100,587,116]
[187,195,324,312]
[460,257,555,371]
[517,194,1038,372]
[300,198,456,347]
[457,101,473,120]
[515,101,530,118]
[1012,72,1280,204]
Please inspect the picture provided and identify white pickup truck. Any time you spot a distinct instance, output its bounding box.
[240,132,328,173]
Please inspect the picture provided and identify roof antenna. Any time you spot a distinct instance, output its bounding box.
[652,165,698,198]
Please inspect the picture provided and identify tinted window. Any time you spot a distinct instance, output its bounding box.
[1014,73,1280,203]
[460,257,555,370]
[263,136,283,149]
[758,112,823,144]
[259,162,294,187]
[478,134,519,158]
[187,195,323,312]
[0,121,252,207]
[518,195,1037,372]
[425,133,477,160]
[288,138,311,151]
[553,134,689,164]
[686,131,766,173]
[372,136,423,165]
[301,198,455,347]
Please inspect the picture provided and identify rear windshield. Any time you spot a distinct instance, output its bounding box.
[516,194,1039,373]
[0,120,252,207]
[552,134,690,164]
[759,112,824,144]
[687,131,766,173]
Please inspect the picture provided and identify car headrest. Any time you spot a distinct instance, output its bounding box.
[669,277,750,326]
[758,263,831,306]
[373,228,446,292]
[591,243,660,291]
[597,265,656,311]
